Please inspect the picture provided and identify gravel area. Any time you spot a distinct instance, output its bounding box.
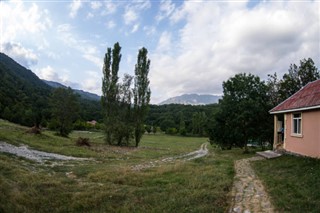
[0,141,90,163]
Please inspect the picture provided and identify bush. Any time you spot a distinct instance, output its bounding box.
[76,137,91,147]
[166,127,177,135]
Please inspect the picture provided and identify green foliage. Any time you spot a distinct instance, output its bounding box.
[146,104,219,136]
[192,112,207,136]
[133,47,151,147]
[50,87,79,137]
[279,58,319,102]
[166,127,178,135]
[0,53,51,127]
[101,43,152,147]
[145,125,152,134]
[101,42,122,145]
[209,73,272,151]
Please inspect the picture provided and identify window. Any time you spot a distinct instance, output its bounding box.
[292,113,302,135]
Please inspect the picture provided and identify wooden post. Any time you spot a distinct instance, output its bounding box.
[273,115,278,150]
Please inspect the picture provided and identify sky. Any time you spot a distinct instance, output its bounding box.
[1,0,319,104]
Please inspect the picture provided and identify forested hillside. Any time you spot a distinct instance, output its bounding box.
[0,53,52,126]
[0,53,102,127]
[146,104,219,136]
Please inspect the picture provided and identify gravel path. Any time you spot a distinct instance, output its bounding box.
[132,142,209,171]
[229,156,275,213]
[0,141,90,163]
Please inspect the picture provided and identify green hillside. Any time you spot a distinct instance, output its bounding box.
[0,53,52,126]
[0,53,102,126]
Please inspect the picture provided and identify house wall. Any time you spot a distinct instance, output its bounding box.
[284,110,320,158]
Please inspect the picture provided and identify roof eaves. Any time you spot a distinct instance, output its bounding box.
[269,80,317,113]
[270,104,320,114]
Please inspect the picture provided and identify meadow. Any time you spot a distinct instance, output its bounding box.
[0,119,249,213]
[2,119,319,212]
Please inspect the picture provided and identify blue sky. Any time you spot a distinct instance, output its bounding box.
[1,0,319,104]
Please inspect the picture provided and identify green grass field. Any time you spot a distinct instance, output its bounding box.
[2,119,320,212]
[252,155,320,213]
[0,119,250,213]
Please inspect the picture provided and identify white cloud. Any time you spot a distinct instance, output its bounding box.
[69,0,82,18]
[156,31,172,53]
[106,20,116,29]
[91,1,102,10]
[156,0,176,22]
[101,1,117,16]
[151,1,320,103]
[123,1,151,25]
[82,71,101,95]
[2,42,38,68]
[131,24,139,33]
[123,7,138,25]
[143,26,157,36]
[86,12,94,19]
[36,65,66,82]
[83,54,102,69]
[0,1,51,43]
[57,24,101,68]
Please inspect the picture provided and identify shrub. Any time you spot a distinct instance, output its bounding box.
[76,137,91,147]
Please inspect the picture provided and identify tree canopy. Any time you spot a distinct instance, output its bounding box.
[209,73,272,151]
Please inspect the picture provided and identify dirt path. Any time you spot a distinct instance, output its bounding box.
[0,141,90,163]
[132,142,209,171]
[229,156,275,213]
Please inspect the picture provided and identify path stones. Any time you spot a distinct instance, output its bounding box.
[229,156,275,213]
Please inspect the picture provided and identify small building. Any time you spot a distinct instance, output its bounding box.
[87,120,97,126]
[270,79,320,158]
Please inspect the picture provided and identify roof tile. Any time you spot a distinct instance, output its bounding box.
[270,79,320,113]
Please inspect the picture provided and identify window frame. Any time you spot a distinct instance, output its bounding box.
[292,112,302,137]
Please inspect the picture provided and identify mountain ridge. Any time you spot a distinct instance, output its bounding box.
[42,80,100,101]
[159,94,221,105]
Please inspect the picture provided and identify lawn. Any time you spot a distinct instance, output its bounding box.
[0,119,249,213]
[252,155,320,212]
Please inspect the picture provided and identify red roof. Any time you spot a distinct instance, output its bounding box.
[270,79,320,113]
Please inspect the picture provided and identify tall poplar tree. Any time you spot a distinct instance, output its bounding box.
[133,47,151,147]
[101,42,122,144]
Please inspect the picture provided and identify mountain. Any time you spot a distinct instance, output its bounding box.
[0,52,52,125]
[42,80,100,101]
[159,94,221,105]
[0,52,102,126]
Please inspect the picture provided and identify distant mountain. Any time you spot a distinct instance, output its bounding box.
[159,94,221,105]
[42,80,100,101]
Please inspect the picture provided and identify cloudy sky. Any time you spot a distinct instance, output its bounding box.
[1,0,319,103]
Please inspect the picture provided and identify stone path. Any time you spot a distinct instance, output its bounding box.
[229,156,275,213]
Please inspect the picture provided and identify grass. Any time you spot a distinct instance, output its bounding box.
[0,119,252,212]
[252,155,320,212]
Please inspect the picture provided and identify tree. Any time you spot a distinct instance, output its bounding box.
[192,112,207,136]
[50,87,79,137]
[101,42,122,144]
[133,47,151,147]
[209,73,272,152]
[115,74,134,146]
[266,72,282,107]
[279,58,319,101]
[178,112,186,136]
